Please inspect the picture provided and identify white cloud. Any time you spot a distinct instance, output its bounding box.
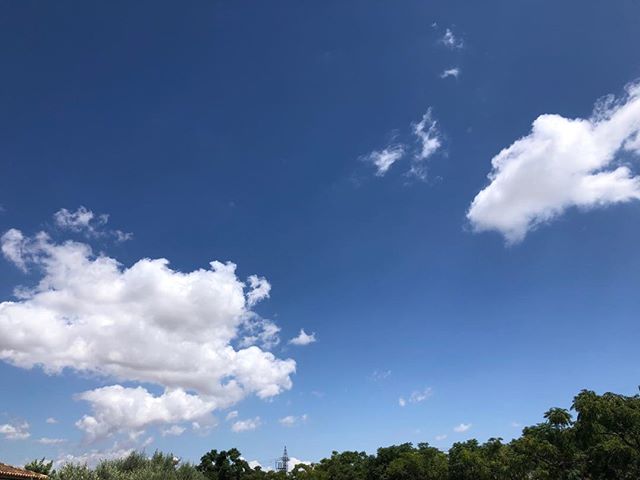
[399,388,432,407]
[409,388,433,403]
[289,329,316,346]
[440,68,460,79]
[246,275,271,307]
[360,108,442,180]
[370,369,391,381]
[249,457,310,473]
[190,420,214,435]
[288,457,312,472]
[239,317,281,350]
[467,81,640,243]
[225,410,239,421]
[54,206,106,232]
[231,417,261,432]
[410,109,442,179]
[37,437,66,444]
[55,438,153,468]
[413,109,442,161]
[278,414,308,427]
[0,229,296,441]
[113,230,134,242]
[0,421,30,440]
[0,229,31,272]
[435,434,447,441]
[454,423,472,433]
[75,386,215,442]
[441,28,463,49]
[161,425,186,437]
[53,206,132,242]
[46,417,58,424]
[56,448,132,468]
[279,416,296,427]
[364,145,406,176]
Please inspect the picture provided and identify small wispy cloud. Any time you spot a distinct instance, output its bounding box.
[225,411,239,421]
[278,414,308,427]
[413,109,441,162]
[37,437,66,445]
[399,387,433,407]
[454,423,472,433]
[441,28,464,49]
[161,425,185,437]
[370,369,391,381]
[435,434,448,441]
[361,109,443,180]
[0,421,30,440]
[440,67,460,79]
[409,388,433,403]
[363,145,406,176]
[231,417,261,433]
[54,206,132,242]
[289,329,317,346]
[409,109,442,180]
[46,417,58,424]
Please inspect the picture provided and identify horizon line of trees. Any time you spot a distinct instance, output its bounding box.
[26,387,640,480]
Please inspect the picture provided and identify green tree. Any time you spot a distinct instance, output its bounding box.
[368,444,415,480]
[448,439,491,480]
[382,451,426,480]
[90,451,203,480]
[510,408,585,480]
[53,463,97,480]
[197,449,251,480]
[46,388,640,480]
[289,463,314,480]
[573,389,640,479]
[25,458,55,476]
[314,450,370,480]
[415,443,448,480]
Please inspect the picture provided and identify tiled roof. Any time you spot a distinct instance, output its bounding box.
[0,463,48,479]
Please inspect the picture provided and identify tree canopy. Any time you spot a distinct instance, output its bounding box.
[41,388,640,480]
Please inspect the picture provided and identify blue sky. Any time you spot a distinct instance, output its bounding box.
[2,0,640,470]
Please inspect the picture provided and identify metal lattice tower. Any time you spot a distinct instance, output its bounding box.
[276,446,289,473]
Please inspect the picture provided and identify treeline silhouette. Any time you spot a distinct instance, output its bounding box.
[32,388,640,480]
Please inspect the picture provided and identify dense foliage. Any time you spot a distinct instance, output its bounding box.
[25,458,55,476]
[40,389,640,480]
[52,452,204,480]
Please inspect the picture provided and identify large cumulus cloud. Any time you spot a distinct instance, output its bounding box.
[0,229,296,440]
[468,81,640,243]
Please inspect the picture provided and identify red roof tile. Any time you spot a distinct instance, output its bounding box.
[0,463,48,479]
